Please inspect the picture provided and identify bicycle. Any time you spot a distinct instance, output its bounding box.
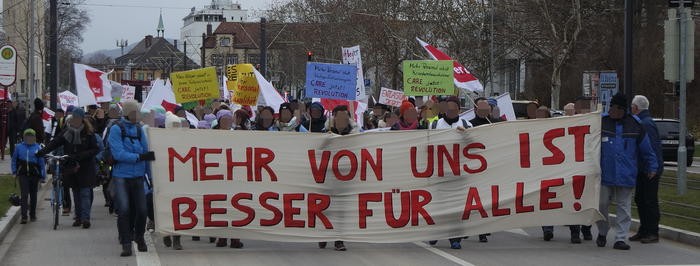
[45,154,71,230]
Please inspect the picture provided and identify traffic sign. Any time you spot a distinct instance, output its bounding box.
[0,45,17,87]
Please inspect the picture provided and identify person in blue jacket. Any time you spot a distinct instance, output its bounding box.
[596,93,658,251]
[107,100,155,257]
[11,129,46,224]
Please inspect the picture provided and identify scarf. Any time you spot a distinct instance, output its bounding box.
[62,124,84,145]
[397,119,418,130]
[276,117,300,132]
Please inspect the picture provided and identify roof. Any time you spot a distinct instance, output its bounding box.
[204,22,316,50]
[115,36,199,70]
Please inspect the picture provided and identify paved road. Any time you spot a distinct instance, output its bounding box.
[664,159,700,174]
[1,187,699,266]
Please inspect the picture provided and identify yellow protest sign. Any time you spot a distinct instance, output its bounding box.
[171,67,220,103]
[231,64,260,106]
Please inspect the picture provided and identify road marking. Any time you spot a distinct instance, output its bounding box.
[136,232,161,266]
[505,228,529,236]
[413,241,475,266]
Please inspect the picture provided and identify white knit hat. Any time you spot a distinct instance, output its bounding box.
[121,100,141,117]
[165,111,181,129]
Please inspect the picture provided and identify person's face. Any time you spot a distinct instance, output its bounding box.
[23,134,35,144]
[491,106,501,119]
[446,102,460,119]
[438,101,448,113]
[220,116,234,129]
[334,111,350,129]
[55,112,64,119]
[386,113,398,127]
[609,105,625,120]
[536,108,549,119]
[108,108,119,119]
[259,110,274,128]
[403,108,418,123]
[69,116,83,128]
[527,104,538,119]
[95,109,105,119]
[476,101,491,118]
[311,108,323,119]
[564,107,575,116]
[127,111,141,124]
[211,101,221,110]
[373,107,384,117]
[290,102,299,111]
[630,104,640,115]
[279,109,292,123]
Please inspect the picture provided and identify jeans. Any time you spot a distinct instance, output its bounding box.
[596,185,634,242]
[19,175,39,219]
[635,174,660,236]
[113,177,147,245]
[72,187,93,221]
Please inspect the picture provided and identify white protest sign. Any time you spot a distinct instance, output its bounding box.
[58,91,79,111]
[378,87,405,107]
[342,45,366,100]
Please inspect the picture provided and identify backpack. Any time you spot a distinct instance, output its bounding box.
[102,121,142,166]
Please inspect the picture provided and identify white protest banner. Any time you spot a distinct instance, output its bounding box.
[121,85,136,102]
[142,79,177,112]
[74,63,112,105]
[58,91,79,111]
[460,93,516,122]
[42,108,54,134]
[378,87,405,107]
[342,45,366,100]
[151,113,602,242]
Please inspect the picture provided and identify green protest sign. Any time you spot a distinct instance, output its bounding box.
[402,60,454,96]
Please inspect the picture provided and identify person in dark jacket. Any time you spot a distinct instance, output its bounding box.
[11,129,46,224]
[391,100,426,130]
[6,100,20,155]
[300,102,327,133]
[596,93,658,251]
[469,97,501,127]
[37,108,100,229]
[629,95,664,244]
[27,98,45,144]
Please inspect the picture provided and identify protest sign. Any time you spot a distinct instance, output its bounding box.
[121,85,136,102]
[58,91,79,111]
[230,64,260,106]
[403,60,454,96]
[151,113,602,242]
[378,87,405,107]
[171,67,220,103]
[305,62,357,100]
[342,45,366,99]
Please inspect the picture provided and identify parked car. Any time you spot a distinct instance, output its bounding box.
[653,119,695,167]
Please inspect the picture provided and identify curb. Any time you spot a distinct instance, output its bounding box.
[0,206,20,244]
[628,217,700,247]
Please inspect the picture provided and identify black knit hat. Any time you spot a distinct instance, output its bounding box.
[610,92,627,108]
[33,98,44,111]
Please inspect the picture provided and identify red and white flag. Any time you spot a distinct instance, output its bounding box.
[42,108,54,134]
[142,79,177,112]
[74,63,112,105]
[416,38,483,92]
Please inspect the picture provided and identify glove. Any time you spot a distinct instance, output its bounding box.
[35,150,46,157]
[139,151,155,162]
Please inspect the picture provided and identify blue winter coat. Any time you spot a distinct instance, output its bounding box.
[601,114,659,187]
[11,142,46,178]
[634,110,664,177]
[108,118,149,179]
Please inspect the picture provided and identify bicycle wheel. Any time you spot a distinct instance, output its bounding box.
[53,185,60,230]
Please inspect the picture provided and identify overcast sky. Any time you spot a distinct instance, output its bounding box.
[78,0,276,54]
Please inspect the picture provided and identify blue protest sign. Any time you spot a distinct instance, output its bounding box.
[305,62,357,100]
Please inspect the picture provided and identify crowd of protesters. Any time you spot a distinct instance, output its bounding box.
[0,89,663,255]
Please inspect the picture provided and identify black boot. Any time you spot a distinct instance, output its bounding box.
[581,226,592,240]
[230,238,243,248]
[135,237,148,252]
[163,236,172,247]
[120,244,133,257]
[172,236,183,250]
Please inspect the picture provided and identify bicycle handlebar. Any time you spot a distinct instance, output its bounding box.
[44,154,71,161]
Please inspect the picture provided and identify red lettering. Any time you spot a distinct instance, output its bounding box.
[384,191,410,228]
[515,182,534,213]
[437,144,460,176]
[519,133,530,168]
[199,148,224,181]
[226,147,253,181]
[307,193,333,229]
[169,147,198,182]
[462,187,488,220]
[231,193,255,227]
[254,148,277,182]
[411,146,434,178]
[491,185,511,217]
[308,150,331,183]
[332,150,358,181]
[540,178,564,210]
[360,148,383,181]
[542,128,566,165]
[172,197,197,230]
[283,193,305,228]
[411,189,434,226]
[259,192,282,226]
[568,126,590,162]
[358,193,382,229]
[203,194,228,227]
[463,143,487,174]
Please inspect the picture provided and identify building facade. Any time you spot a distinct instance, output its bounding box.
[180,0,248,66]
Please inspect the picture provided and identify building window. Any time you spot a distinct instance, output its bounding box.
[227,54,238,65]
[138,73,144,80]
[210,54,224,66]
[20,79,25,94]
[220,37,231,47]
[247,54,259,65]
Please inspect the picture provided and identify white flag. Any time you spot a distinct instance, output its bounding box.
[74,63,112,106]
